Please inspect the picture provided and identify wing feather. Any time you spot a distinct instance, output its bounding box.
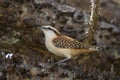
[52,35,86,49]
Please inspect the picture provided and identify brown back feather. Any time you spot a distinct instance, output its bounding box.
[52,35,87,49]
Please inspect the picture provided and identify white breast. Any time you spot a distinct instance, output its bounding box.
[45,37,64,57]
[43,30,73,58]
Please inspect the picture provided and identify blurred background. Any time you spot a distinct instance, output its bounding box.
[0,0,120,80]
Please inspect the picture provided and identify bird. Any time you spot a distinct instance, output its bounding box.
[39,25,101,63]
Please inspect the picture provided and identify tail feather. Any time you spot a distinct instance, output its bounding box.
[89,46,102,51]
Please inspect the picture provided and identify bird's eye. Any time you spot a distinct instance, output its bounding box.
[47,27,52,30]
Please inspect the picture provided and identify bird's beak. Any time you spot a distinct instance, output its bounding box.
[35,25,43,29]
[35,25,41,27]
[35,25,46,31]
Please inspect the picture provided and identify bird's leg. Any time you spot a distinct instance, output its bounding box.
[44,58,71,71]
[55,58,71,65]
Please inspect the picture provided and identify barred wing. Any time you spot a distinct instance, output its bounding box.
[52,35,86,49]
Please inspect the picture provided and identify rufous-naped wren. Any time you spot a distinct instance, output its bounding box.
[39,25,100,59]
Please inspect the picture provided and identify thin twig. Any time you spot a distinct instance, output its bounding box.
[15,68,23,80]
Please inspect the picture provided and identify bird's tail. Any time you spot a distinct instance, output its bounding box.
[89,45,102,51]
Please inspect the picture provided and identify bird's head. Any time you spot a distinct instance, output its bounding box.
[39,25,61,38]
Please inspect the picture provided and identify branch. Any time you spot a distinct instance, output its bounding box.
[84,0,100,45]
